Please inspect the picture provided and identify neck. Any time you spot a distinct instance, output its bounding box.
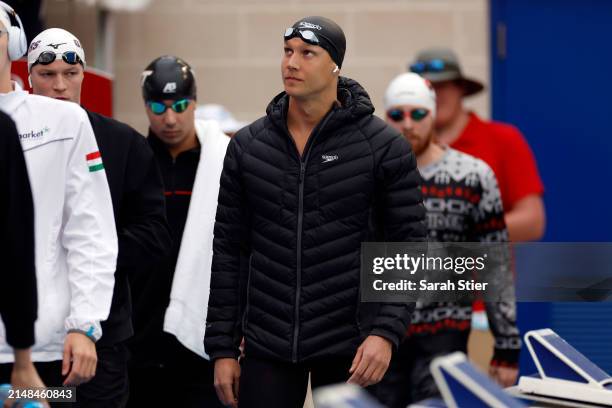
[435,109,470,146]
[0,64,12,93]
[287,85,337,132]
[167,131,199,159]
[417,140,445,168]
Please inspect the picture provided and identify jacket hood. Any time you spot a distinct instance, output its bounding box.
[266,76,375,133]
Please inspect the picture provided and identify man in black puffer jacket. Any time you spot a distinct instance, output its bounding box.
[205,16,427,408]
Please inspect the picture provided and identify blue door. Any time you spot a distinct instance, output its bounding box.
[490,0,612,374]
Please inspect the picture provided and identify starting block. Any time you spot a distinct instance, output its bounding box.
[515,329,612,406]
[409,352,527,408]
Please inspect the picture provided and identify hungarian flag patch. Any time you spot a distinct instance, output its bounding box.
[86,151,104,172]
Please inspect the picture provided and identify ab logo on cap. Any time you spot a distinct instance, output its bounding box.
[163,82,177,93]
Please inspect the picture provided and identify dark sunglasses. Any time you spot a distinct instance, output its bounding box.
[409,59,454,74]
[147,98,191,115]
[387,108,429,123]
[284,27,320,46]
[32,51,82,67]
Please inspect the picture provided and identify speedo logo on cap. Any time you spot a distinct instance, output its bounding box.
[163,82,177,93]
[299,21,322,30]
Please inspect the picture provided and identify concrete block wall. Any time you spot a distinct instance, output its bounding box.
[43,0,490,136]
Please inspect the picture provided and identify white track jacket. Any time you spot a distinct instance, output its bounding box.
[0,84,117,362]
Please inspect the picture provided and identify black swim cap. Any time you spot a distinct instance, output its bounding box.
[286,16,346,68]
[141,55,197,101]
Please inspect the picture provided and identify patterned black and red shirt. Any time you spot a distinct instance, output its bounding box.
[410,147,521,366]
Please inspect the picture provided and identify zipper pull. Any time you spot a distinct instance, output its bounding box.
[299,162,305,182]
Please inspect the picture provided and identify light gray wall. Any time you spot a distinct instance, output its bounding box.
[44,0,490,134]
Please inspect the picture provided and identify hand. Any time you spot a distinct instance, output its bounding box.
[10,349,50,408]
[239,337,245,359]
[348,335,392,387]
[62,333,97,386]
[489,364,518,388]
[214,358,240,408]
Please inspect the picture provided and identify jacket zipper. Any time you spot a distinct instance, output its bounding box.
[293,161,305,362]
[289,110,335,363]
[242,254,253,333]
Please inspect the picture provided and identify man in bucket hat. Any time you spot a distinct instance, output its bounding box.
[409,47,545,242]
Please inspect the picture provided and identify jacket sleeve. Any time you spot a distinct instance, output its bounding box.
[116,132,171,280]
[205,135,248,361]
[0,115,37,349]
[62,112,118,342]
[370,130,427,348]
[474,165,521,366]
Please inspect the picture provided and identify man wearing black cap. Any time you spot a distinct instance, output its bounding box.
[128,55,229,408]
[409,48,545,242]
[205,16,426,408]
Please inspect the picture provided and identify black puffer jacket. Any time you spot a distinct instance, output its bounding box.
[205,77,426,363]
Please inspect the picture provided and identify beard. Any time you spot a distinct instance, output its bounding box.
[405,128,434,156]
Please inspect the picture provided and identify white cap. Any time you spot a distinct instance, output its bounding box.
[27,28,86,72]
[195,104,247,134]
[0,7,10,32]
[384,72,436,117]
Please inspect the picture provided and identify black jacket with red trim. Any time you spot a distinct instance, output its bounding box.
[128,131,202,366]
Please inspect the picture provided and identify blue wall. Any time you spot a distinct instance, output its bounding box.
[490,0,612,374]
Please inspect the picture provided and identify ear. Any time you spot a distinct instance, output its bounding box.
[332,65,340,73]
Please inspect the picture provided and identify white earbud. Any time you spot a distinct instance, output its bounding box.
[333,65,339,73]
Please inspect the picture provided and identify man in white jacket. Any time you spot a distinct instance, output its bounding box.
[0,2,117,389]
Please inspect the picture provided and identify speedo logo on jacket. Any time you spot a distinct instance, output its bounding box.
[321,154,338,163]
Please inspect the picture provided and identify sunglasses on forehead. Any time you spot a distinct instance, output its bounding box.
[147,98,191,115]
[284,27,320,46]
[32,51,82,68]
[387,108,430,123]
